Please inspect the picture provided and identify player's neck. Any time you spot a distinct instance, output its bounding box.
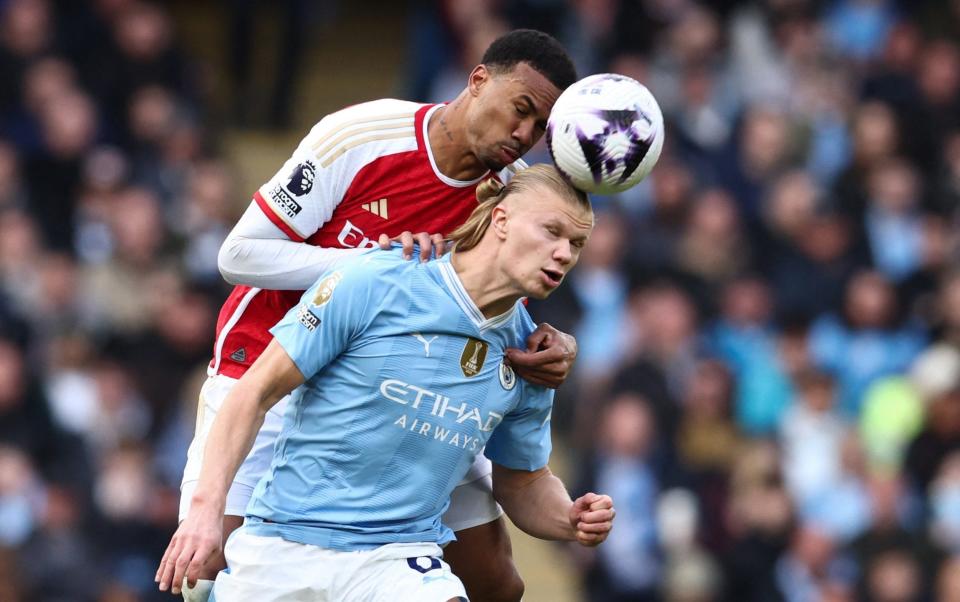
[450,248,521,320]
[427,101,487,181]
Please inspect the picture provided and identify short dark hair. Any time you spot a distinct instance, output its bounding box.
[481,29,577,91]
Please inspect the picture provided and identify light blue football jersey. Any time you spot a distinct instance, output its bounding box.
[244,248,554,551]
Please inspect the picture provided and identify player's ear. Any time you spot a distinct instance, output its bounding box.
[468,65,491,97]
[490,205,509,240]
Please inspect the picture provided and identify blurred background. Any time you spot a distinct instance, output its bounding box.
[0,0,959,600]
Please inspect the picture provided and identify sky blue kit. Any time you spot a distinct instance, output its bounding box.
[244,248,554,550]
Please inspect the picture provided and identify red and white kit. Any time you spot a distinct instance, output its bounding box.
[181,99,525,530]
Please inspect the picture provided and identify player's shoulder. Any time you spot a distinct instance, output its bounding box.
[330,248,417,285]
[297,99,425,166]
[308,99,423,136]
[497,158,530,183]
[327,249,440,316]
[301,250,402,311]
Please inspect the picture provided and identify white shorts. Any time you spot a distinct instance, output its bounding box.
[179,374,503,531]
[212,526,467,601]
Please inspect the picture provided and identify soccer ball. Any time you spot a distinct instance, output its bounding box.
[546,73,664,195]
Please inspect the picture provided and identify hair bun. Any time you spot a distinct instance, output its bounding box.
[475,178,505,203]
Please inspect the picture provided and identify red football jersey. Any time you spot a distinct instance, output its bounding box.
[211,100,524,377]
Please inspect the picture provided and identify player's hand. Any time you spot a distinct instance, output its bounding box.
[568,493,615,547]
[155,505,223,595]
[505,323,577,389]
[378,231,447,262]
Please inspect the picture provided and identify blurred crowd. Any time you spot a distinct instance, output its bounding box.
[0,0,236,599]
[2,0,960,601]
[412,0,960,600]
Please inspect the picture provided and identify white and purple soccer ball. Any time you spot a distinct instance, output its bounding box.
[546,73,664,195]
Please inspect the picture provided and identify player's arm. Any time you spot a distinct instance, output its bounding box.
[220,101,424,290]
[218,109,368,291]
[218,203,366,290]
[505,323,578,389]
[156,340,304,594]
[491,463,614,546]
[484,370,611,546]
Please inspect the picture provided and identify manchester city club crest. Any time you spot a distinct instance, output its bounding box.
[499,361,516,390]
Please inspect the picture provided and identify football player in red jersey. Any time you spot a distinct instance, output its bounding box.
[173,29,578,602]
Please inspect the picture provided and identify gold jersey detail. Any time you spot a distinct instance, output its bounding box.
[460,338,489,378]
[312,271,344,306]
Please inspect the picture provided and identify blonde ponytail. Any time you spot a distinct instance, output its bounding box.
[447,178,507,252]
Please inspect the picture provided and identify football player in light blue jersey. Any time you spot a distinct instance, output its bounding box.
[157,164,615,601]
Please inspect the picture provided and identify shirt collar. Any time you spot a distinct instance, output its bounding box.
[435,255,519,332]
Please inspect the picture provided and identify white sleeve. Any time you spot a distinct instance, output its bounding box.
[254,99,420,241]
[218,203,367,290]
[220,99,420,290]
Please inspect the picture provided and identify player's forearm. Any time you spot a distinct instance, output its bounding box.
[493,467,577,542]
[219,235,365,290]
[218,203,365,290]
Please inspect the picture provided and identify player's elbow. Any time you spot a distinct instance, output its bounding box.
[491,464,548,506]
[217,234,248,285]
[491,483,529,524]
[490,472,514,508]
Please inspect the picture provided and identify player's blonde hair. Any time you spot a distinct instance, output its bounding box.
[448,164,590,252]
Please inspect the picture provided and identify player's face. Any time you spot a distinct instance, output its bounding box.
[496,187,593,299]
[467,63,561,171]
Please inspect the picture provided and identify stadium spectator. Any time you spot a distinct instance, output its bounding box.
[577,392,663,602]
[3,1,960,599]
